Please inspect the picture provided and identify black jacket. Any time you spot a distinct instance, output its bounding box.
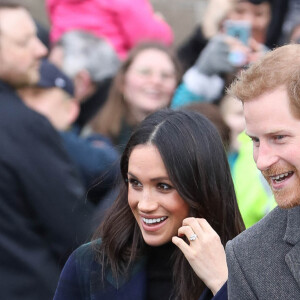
[0,81,94,300]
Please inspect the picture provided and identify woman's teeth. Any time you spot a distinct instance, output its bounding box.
[142,216,167,224]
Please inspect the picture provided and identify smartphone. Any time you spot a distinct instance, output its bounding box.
[224,20,251,45]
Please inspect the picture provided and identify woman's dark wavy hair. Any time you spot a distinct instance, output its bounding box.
[93,108,244,299]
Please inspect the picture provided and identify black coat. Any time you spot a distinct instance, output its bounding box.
[0,81,94,300]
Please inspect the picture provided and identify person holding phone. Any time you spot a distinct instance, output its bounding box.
[53,109,244,300]
[172,0,272,108]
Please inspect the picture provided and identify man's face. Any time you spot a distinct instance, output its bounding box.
[244,86,300,208]
[0,7,47,87]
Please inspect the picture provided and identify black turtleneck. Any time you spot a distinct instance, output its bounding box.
[146,242,176,300]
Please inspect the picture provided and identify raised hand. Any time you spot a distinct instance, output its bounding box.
[172,217,228,295]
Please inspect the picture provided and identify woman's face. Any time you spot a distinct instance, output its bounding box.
[127,144,189,246]
[123,49,177,117]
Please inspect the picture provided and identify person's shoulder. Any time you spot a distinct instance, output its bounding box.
[0,86,54,129]
[227,206,286,252]
[0,86,26,118]
[73,239,101,263]
[68,239,102,275]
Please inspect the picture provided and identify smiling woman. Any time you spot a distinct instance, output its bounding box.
[53,109,244,300]
[127,144,190,247]
[87,42,182,152]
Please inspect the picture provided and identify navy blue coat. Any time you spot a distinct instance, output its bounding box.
[54,240,228,300]
[0,81,94,300]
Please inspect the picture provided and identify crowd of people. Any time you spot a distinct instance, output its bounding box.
[0,0,300,299]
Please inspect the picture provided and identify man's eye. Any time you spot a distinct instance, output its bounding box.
[15,37,33,48]
[274,135,285,140]
[250,137,259,143]
[250,137,260,147]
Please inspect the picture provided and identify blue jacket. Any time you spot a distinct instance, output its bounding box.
[54,240,228,300]
[60,130,119,190]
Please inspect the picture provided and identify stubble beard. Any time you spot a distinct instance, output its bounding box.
[262,164,300,209]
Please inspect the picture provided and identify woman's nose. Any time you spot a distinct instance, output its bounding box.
[137,190,159,212]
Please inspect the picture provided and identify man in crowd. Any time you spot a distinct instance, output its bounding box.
[226,43,300,298]
[48,30,120,129]
[0,2,94,299]
[19,59,119,193]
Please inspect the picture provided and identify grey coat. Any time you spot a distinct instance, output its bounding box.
[226,205,300,299]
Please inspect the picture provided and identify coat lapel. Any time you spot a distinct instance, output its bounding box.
[106,257,147,300]
[89,257,147,300]
[284,206,300,288]
[115,267,147,300]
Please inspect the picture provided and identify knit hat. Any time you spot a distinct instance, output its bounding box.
[37,59,75,96]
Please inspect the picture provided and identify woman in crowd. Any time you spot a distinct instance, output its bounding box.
[54,109,244,300]
[87,42,181,152]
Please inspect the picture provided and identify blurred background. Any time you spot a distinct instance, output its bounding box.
[17,0,206,47]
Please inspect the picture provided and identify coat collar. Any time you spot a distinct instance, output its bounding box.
[0,80,15,93]
[104,256,146,288]
[283,205,300,245]
[284,206,300,288]
[89,255,147,300]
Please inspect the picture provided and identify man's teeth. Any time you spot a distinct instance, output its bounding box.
[142,217,167,224]
[271,171,292,181]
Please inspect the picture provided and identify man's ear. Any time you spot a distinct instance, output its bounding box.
[73,70,96,102]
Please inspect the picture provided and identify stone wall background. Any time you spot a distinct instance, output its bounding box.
[150,0,206,46]
[20,0,206,47]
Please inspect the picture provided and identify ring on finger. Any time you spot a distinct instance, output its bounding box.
[189,233,197,241]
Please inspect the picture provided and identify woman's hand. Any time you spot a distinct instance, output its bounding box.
[172,217,228,295]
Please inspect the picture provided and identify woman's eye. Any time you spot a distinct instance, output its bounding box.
[161,72,175,80]
[128,178,142,188]
[157,183,172,191]
[137,69,151,76]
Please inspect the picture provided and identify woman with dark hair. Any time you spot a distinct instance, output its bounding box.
[87,42,182,152]
[54,109,244,300]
